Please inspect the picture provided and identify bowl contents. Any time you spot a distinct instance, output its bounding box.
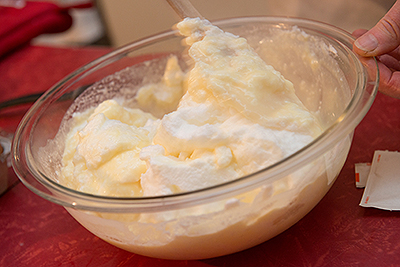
[59,18,322,197]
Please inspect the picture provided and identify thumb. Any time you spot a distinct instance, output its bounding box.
[354,1,400,57]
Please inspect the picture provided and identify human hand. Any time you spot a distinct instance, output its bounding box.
[353,0,400,99]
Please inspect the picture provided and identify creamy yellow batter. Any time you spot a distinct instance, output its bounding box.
[59,18,322,197]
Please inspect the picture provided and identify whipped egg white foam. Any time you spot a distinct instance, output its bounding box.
[59,18,322,197]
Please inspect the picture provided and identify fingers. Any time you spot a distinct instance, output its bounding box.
[378,54,400,70]
[353,1,400,57]
[352,29,368,39]
[377,61,400,98]
[357,50,400,99]
[353,29,400,61]
[352,1,400,98]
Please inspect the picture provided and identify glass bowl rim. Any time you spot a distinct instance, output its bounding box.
[12,16,379,212]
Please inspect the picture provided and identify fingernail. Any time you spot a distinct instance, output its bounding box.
[355,33,378,52]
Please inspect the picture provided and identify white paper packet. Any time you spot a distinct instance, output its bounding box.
[354,162,371,188]
[360,150,400,211]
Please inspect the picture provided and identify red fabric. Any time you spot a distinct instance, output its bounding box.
[0,1,73,58]
[0,45,113,132]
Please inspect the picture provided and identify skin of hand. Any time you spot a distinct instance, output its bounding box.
[353,0,400,99]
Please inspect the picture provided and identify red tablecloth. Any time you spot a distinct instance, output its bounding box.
[1,45,400,267]
[0,2,73,58]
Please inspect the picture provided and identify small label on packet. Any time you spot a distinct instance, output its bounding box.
[360,150,400,211]
[354,162,371,188]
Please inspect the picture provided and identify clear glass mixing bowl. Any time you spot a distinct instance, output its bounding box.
[12,17,378,260]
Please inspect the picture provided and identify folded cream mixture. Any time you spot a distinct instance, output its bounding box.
[59,18,323,197]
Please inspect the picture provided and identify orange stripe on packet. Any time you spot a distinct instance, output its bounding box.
[355,173,360,183]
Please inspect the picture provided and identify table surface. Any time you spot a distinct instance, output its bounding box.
[1,45,400,267]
